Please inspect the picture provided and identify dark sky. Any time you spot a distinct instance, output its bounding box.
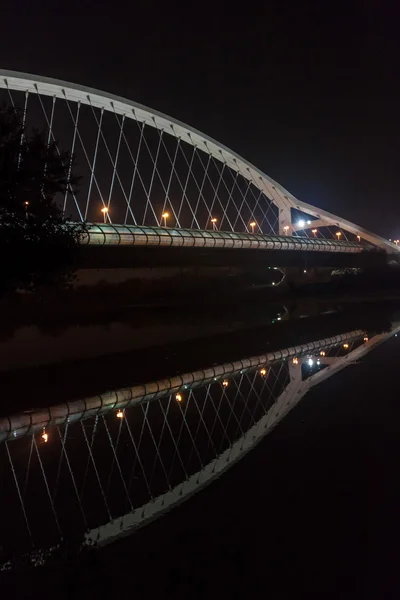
[1,0,399,235]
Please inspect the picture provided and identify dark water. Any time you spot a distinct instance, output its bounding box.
[2,298,400,598]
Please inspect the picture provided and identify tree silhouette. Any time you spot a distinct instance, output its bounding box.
[0,106,86,292]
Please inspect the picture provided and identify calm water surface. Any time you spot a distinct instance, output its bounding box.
[2,298,400,598]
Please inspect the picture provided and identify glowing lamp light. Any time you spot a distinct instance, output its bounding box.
[250,221,256,233]
[307,220,311,225]
[336,231,342,240]
[320,351,326,357]
[116,409,124,418]
[298,220,305,228]
[41,429,48,443]
[307,358,314,367]
[162,212,169,227]
[312,229,318,237]
[343,343,349,349]
[222,380,229,387]
[101,206,109,223]
[260,368,267,376]
[175,393,183,402]
[292,357,299,365]
[363,336,369,342]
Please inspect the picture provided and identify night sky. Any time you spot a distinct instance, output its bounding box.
[1,1,399,236]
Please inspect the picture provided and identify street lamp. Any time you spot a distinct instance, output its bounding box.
[101,206,109,223]
[336,231,342,240]
[250,221,256,233]
[395,240,399,246]
[283,225,289,235]
[211,217,218,230]
[41,428,48,443]
[312,229,318,238]
[116,409,124,419]
[162,212,169,227]
[176,393,183,402]
[357,235,361,242]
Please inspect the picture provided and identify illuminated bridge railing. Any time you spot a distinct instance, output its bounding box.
[81,223,365,254]
[3,326,394,569]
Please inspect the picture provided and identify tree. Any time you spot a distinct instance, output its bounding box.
[0,106,86,292]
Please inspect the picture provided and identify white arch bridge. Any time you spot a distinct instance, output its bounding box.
[0,69,397,257]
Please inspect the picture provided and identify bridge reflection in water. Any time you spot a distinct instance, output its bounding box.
[1,319,399,568]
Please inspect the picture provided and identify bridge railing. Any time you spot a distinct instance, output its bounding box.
[79,223,364,253]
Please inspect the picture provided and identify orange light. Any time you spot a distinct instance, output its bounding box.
[292,357,299,365]
[162,212,169,218]
[41,429,48,443]
[24,201,29,206]
[283,225,289,233]
[222,380,229,387]
[364,336,369,342]
[211,218,217,223]
[343,343,349,349]
[336,231,342,240]
[260,368,267,376]
[320,351,326,357]
[357,235,361,242]
[101,207,108,214]
[116,409,124,418]
[176,393,183,402]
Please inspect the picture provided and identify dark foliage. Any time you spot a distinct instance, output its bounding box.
[0,106,86,292]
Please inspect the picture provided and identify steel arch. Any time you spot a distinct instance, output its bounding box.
[0,68,396,252]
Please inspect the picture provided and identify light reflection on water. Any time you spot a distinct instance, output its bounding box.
[1,301,399,568]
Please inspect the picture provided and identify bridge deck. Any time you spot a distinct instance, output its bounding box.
[81,223,366,254]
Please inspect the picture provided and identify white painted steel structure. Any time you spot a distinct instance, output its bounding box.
[0,69,397,253]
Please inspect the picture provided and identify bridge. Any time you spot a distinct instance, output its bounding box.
[1,318,398,568]
[1,71,399,570]
[0,69,398,267]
